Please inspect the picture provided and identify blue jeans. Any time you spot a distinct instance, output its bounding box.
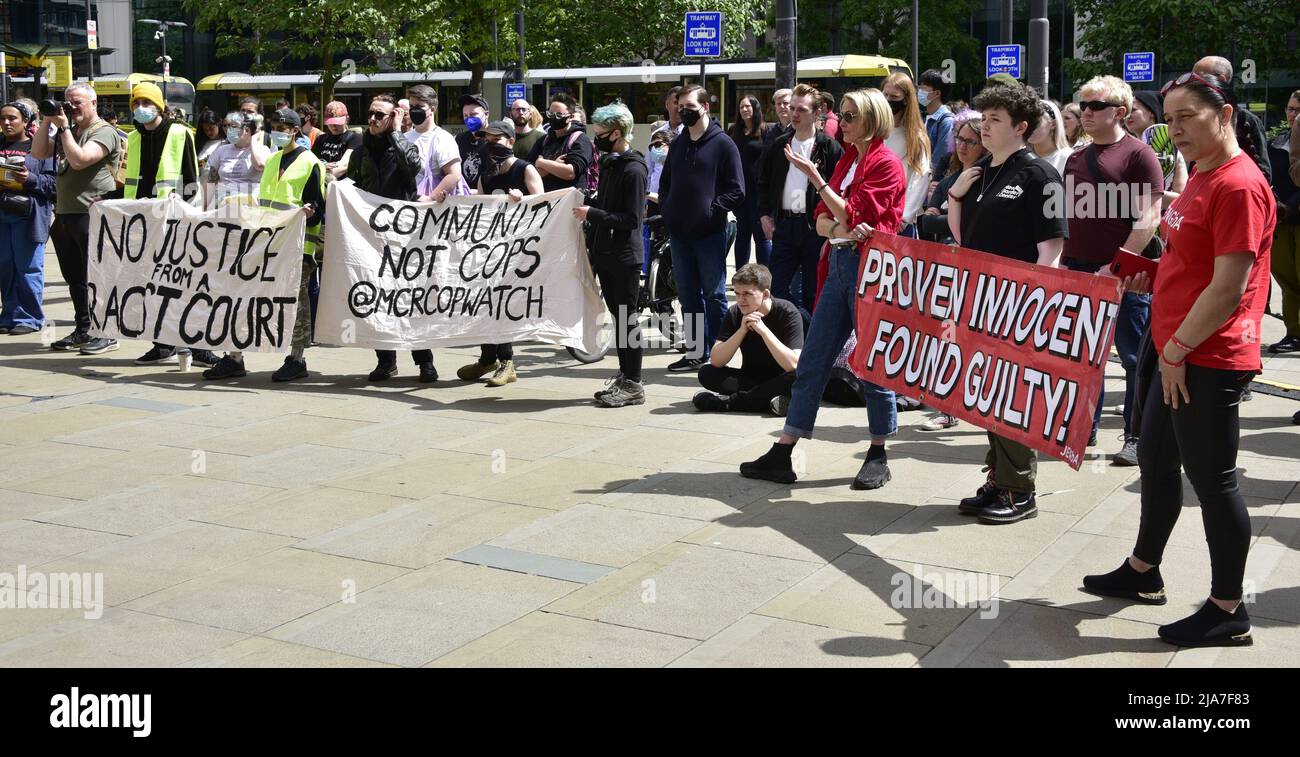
[1065,259,1150,437]
[0,214,44,330]
[769,216,823,315]
[670,232,728,358]
[733,193,770,269]
[784,243,897,439]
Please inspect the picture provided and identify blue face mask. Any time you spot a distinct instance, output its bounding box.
[269,131,292,149]
[918,90,930,108]
[649,147,667,163]
[464,116,484,133]
[134,106,158,123]
[226,127,242,144]
[296,135,311,149]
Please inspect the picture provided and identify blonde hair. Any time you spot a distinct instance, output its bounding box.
[840,89,893,143]
[1061,101,1087,145]
[1033,99,1071,154]
[883,72,931,175]
[1080,75,1134,112]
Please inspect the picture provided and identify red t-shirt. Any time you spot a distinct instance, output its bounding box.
[1152,152,1275,371]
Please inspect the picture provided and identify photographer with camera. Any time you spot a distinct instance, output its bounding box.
[0,101,56,336]
[32,83,121,354]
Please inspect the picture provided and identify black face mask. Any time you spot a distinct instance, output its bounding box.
[547,113,570,132]
[484,142,513,162]
[593,131,617,152]
[409,107,428,126]
[888,99,906,115]
[679,107,702,127]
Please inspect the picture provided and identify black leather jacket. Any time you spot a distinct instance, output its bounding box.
[346,129,422,200]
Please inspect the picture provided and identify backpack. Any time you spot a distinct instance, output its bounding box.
[565,130,600,195]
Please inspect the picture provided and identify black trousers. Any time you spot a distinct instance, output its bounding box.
[49,213,91,332]
[698,363,795,412]
[477,343,514,363]
[1134,363,1254,600]
[375,349,433,367]
[593,255,643,382]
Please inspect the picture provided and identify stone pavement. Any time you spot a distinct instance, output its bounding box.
[0,250,1297,668]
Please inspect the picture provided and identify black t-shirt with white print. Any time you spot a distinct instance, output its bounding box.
[959,147,1069,263]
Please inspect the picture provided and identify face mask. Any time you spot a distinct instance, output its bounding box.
[918,90,930,108]
[410,107,428,126]
[593,132,617,152]
[296,135,311,149]
[269,131,292,149]
[547,113,570,131]
[484,142,513,162]
[464,116,484,133]
[679,108,702,127]
[649,147,667,164]
[888,99,905,115]
[226,127,242,144]
[134,106,158,123]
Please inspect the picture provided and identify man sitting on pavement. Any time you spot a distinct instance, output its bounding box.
[693,263,803,414]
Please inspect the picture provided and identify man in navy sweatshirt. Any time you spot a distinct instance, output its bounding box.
[658,84,745,371]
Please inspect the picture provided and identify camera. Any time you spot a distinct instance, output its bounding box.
[38,100,75,118]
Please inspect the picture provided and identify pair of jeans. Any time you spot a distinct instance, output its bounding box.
[733,192,770,269]
[768,215,823,315]
[1133,363,1253,600]
[698,364,794,412]
[594,255,643,382]
[669,231,728,359]
[1065,259,1150,437]
[784,243,897,439]
[49,213,91,333]
[0,213,44,330]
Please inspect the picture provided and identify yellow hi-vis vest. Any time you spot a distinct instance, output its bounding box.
[258,148,325,257]
[124,122,194,200]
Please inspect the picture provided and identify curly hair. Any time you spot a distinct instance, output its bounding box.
[972,83,1044,140]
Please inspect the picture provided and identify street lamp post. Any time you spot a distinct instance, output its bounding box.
[137,18,187,107]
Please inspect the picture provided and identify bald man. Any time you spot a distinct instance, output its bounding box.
[1192,56,1272,182]
[510,98,542,158]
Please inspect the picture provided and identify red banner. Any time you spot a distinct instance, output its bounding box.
[850,233,1123,469]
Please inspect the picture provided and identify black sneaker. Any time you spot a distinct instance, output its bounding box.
[692,391,731,412]
[1158,600,1253,648]
[740,444,797,484]
[418,363,438,383]
[190,349,219,368]
[978,489,1038,524]
[958,479,1001,515]
[203,355,247,380]
[668,356,706,372]
[770,394,790,416]
[7,324,38,335]
[51,330,91,351]
[597,378,646,408]
[368,363,398,382]
[1082,560,1167,605]
[135,345,179,365]
[272,356,308,382]
[79,337,119,355]
[1267,335,1300,354]
[851,450,891,490]
[1087,428,1098,447]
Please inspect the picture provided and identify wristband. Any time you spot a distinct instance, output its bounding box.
[1169,335,1194,353]
[948,193,964,202]
[816,183,830,195]
[1160,354,1186,369]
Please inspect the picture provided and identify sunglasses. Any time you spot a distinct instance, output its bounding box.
[368,111,389,121]
[1161,71,1229,101]
[1078,100,1121,112]
[840,111,858,123]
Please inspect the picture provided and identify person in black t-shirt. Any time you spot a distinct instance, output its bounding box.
[947,82,1068,525]
[693,264,804,414]
[312,101,361,180]
[527,93,592,193]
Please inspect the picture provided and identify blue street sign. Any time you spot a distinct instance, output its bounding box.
[1123,52,1156,83]
[986,44,1023,79]
[505,82,527,104]
[684,12,724,58]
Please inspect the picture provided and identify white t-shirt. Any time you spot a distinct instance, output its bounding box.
[781,135,814,211]
[207,141,270,206]
[407,126,461,181]
[830,159,860,244]
[885,125,932,226]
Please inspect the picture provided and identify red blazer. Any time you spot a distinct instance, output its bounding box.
[813,137,906,302]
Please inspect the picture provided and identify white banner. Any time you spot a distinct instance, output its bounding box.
[86,196,306,352]
[317,181,607,352]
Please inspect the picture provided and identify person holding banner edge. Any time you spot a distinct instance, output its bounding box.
[739,88,904,489]
[204,108,326,382]
[946,81,1068,524]
[1083,71,1275,648]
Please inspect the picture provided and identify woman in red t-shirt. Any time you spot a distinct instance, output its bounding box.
[739,88,905,489]
[1084,72,1276,648]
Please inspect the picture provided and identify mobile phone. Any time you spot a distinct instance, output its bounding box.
[1110,249,1158,280]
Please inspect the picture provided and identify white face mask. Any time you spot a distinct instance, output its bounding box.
[269,131,292,149]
